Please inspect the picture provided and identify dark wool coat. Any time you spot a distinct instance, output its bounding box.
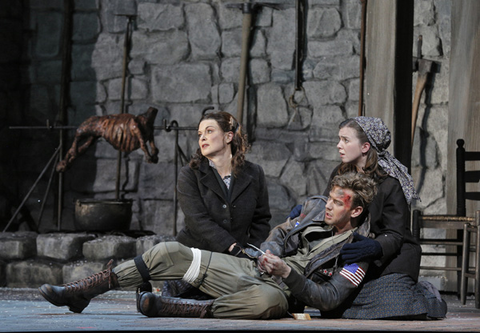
[324,167,422,281]
[176,159,271,253]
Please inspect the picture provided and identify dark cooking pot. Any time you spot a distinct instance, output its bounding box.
[74,199,133,231]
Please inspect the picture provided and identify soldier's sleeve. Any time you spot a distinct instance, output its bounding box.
[282,261,369,311]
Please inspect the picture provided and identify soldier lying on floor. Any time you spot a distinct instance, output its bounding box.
[38,172,446,320]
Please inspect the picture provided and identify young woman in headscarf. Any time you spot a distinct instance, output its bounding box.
[289,117,446,319]
[162,110,272,298]
[319,117,445,319]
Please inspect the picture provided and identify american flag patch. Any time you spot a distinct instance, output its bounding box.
[339,264,365,287]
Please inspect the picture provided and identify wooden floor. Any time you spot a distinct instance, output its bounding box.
[1,288,479,332]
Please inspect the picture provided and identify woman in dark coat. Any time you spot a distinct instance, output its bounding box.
[163,111,271,299]
[175,111,271,254]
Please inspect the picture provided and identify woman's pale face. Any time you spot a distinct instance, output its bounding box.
[197,119,232,159]
[337,127,369,166]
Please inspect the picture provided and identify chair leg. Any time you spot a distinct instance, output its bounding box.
[461,223,470,305]
[412,210,421,242]
[457,228,464,298]
[475,213,480,309]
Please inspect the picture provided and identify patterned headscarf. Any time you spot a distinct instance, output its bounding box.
[353,117,420,205]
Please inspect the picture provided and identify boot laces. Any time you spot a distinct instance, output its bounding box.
[161,299,212,318]
[64,259,114,293]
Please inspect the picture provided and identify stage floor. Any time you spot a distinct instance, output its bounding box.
[1,288,479,332]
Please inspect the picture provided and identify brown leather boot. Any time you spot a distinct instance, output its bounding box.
[138,292,214,318]
[38,259,119,313]
[162,279,194,297]
[162,279,212,300]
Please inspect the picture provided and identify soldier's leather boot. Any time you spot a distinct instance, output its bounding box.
[162,279,194,297]
[138,292,214,318]
[162,279,212,300]
[38,259,119,313]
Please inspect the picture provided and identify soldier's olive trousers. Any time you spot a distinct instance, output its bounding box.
[113,241,288,319]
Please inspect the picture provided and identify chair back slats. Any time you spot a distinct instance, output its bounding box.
[466,193,480,201]
[465,151,480,161]
[457,139,467,216]
[456,139,480,217]
[464,170,480,183]
[413,139,480,296]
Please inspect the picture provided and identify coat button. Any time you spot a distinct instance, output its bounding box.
[222,204,227,209]
[223,219,228,224]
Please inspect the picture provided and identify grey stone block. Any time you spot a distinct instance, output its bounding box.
[140,200,176,236]
[267,181,296,211]
[7,260,62,288]
[136,235,176,255]
[37,233,95,261]
[62,260,111,284]
[71,44,96,81]
[83,236,136,260]
[256,84,288,127]
[91,34,123,80]
[304,81,347,106]
[0,232,37,260]
[152,64,211,103]
[131,30,189,65]
[221,30,242,58]
[250,59,270,84]
[220,57,240,83]
[137,3,184,32]
[185,3,221,59]
[248,142,290,178]
[307,8,342,38]
[0,261,6,287]
[33,12,62,58]
[71,159,139,193]
[73,12,100,41]
[138,162,175,200]
[268,8,295,70]
[280,160,307,197]
[308,40,353,57]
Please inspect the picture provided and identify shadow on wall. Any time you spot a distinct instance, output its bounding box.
[1,0,102,233]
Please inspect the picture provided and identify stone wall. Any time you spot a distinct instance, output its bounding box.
[6,0,370,234]
[0,0,454,289]
[411,0,452,289]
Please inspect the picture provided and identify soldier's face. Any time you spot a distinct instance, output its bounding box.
[324,186,358,233]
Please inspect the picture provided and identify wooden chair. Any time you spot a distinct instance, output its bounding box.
[461,210,480,308]
[412,139,480,293]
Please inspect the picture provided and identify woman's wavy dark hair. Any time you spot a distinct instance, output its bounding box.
[189,111,250,176]
[337,118,387,181]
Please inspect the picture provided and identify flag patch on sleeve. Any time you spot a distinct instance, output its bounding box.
[339,264,365,287]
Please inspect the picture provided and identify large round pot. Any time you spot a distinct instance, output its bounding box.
[74,199,133,231]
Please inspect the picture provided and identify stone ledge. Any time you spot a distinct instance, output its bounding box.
[0,232,38,260]
[83,235,137,261]
[0,232,174,288]
[37,233,96,261]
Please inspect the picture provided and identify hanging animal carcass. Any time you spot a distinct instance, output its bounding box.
[56,107,159,172]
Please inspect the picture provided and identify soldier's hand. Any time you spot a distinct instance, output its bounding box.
[259,250,291,278]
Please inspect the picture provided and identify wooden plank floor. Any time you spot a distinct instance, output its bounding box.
[1,288,479,332]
